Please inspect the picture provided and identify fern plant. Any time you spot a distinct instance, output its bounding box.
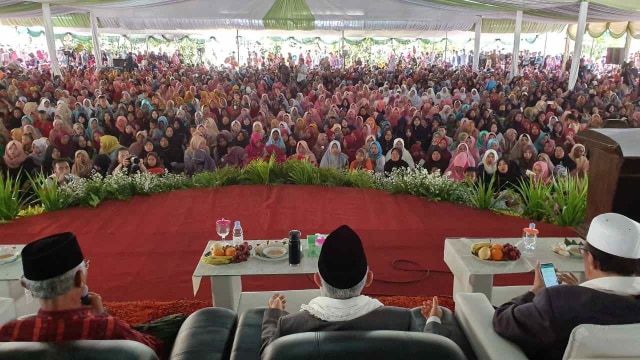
[241,157,273,185]
[28,173,73,211]
[516,178,552,222]
[287,160,319,185]
[0,173,29,222]
[346,170,375,189]
[467,176,498,210]
[548,176,588,226]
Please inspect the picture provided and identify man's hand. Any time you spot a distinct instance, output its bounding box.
[87,292,105,314]
[122,158,131,167]
[531,261,545,294]
[268,293,286,311]
[421,296,443,319]
[558,272,579,285]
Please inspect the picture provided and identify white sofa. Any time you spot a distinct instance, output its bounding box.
[454,293,640,360]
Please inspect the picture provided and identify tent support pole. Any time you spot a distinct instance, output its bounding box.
[341,30,345,69]
[568,0,588,90]
[511,9,523,80]
[562,36,570,72]
[624,31,632,63]
[90,12,102,70]
[444,31,448,64]
[543,32,548,56]
[236,29,240,64]
[473,16,482,72]
[41,2,62,76]
[590,36,595,59]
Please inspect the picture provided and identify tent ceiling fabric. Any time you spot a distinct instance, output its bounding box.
[0,0,637,34]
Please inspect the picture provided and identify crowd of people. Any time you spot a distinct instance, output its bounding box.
[1,46,639,190]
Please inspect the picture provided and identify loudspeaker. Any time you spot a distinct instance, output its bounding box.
[606,48,624,65]
[112,58,125,68]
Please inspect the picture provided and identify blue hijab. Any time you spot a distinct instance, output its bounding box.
[266,128,285,151]
[369,141,383,160]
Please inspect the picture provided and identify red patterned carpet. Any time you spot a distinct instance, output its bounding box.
[0,185,576,303]
[105,296,456,325]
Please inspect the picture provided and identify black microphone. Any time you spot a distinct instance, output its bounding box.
[81,285,91,306]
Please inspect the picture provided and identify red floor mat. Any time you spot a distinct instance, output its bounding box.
[0,185,575,302]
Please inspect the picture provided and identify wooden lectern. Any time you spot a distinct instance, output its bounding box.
[575,129,640,236]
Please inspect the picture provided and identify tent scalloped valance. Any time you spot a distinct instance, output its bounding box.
[567,21,640,40]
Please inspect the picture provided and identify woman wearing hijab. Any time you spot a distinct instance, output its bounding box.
[72,135,96,160]
[71,150,94,179]
[501,128,518,161]
[379,130,395,155]
[41,145,60,175]
[529,161,552,185]
[266,128,286,151]
[385,138,415,169]
[510,133,537,162]
[213,132,233,166]
[569,144,589,178]
[350,148,373,171]
[144,152,166,175]
[291,140,318,166]
[320,140,348,169]
[221,146,248,168]
[99,135,125,161]
[445,152,471,182]
[368,141,385,174]
[423,148,448,175]
[2,140,37,181]
[184,135,216,176]
[384,147,409,175]
[29,138,49,167]
[477,149,499,185]
[517,145,537,175]
[495,158,522,190]
[245,132,265,162]
[450,143,476,168]
[158,136,184,173]
[552,145,576,174]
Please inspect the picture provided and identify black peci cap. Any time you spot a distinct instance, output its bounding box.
[21,232,84,281]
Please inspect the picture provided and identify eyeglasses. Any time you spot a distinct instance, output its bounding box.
[84,259,91,270]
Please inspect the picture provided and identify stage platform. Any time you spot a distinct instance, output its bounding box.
[0,185,576,302]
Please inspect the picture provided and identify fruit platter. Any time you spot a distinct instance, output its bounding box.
[201,242,253,265]
[471,241,521,261]
[254,239,289,261]
[551,238,583,258]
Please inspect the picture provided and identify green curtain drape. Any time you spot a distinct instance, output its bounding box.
[479,19,565,34]
[263,0,315,31]
[567,22,640,40]
[0,13,91,28]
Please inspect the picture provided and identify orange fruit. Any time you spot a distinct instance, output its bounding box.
[213,249,225,256]
[225,247,237,256]
[491,248,504,261]
[491,244,504,251]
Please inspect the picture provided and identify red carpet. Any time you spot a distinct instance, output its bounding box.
[106,296,456,325]
[0,185,576,302]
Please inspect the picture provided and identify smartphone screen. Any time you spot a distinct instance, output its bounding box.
[540,263,559,287]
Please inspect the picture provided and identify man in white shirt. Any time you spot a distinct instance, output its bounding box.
[296,58,308,86]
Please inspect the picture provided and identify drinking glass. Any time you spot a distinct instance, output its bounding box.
[216,219,231,243]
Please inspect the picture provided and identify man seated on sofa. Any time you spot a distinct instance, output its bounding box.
[0,232,163,358]
[493,213,640,360]
[261,225,473,357]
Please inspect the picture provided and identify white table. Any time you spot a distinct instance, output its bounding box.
[444,237,585,306]
[192,240,319,313]
[0,245,39,321]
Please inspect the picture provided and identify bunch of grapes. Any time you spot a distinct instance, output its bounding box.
[231,242,253,263]
[503,243,521,260]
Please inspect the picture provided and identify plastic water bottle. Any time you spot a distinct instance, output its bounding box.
[522,223,539,255]
[232,221,243,246]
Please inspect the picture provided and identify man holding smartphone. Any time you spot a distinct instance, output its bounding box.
[492,213,640,360]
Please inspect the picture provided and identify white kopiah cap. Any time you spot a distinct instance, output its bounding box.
[587,213,640,259]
